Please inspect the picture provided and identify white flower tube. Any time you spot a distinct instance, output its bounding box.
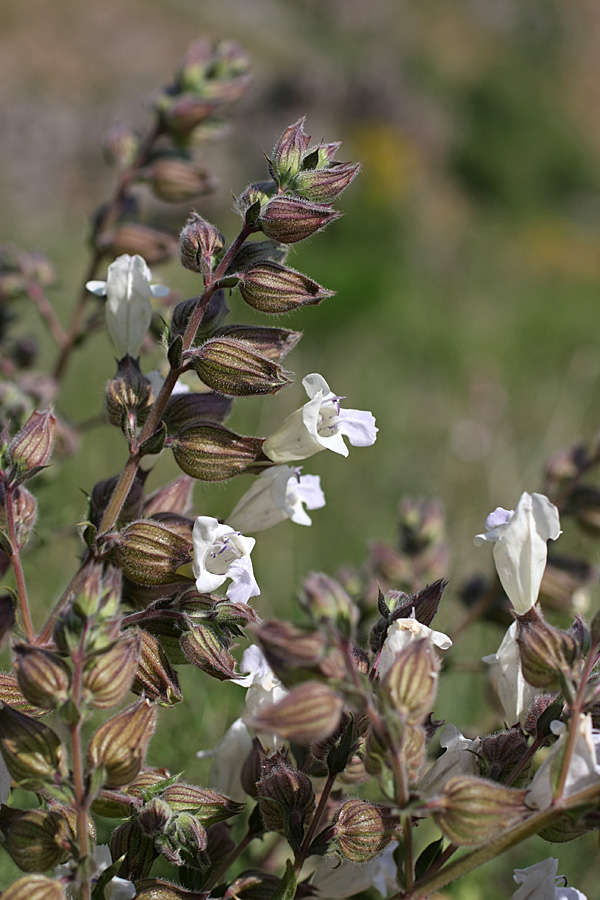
[87,253,169,358]
[197,717,253,803]
[226,465,325,532]
[512,857,587,900]
[262,373,377,463]
[378,617,452,680]
[526,714,600,811]
[418,724,481,795]
[474,492,561,614]
[192,516,259,605]
[483,621,541,726]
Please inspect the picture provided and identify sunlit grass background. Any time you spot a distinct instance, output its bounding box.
[2,0,600,895]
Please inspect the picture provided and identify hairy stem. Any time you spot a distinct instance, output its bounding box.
[70,634,91,900]
[5,487,35,641]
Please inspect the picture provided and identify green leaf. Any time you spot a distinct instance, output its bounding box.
[270,860,297,900]
[414,837,444,881]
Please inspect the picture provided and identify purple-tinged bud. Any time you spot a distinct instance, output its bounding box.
[162,783,244,823]
[403,723,427,782]
[246,681,345,744]
[175,38,250,101]
[12,644,71,710]
[270,118,311,186]
[311,712,355,774]
[88,698,157,788]
[191,337,293,397]
[238,262,335,313]
[103,122,139,168]
[110,519,193,586]
[135,882,210,900]
[234,182,277,225]
[516,608,581,694]
[90,469,147,528]
[96,225,178,266]
[138,796,173,837]
[253,620,326,677]
[144,159,215,204]
[332,799,398,862]
[0,807,72,872]
[0,703,67,790]
[180,625,237,680]
[170,423,265,481]
[390,579,448,628]
[382,638,439,725]
[155,93,219,139]
[83,630,142,708]
[257,758,315,848]
[434,775,528,845]
[179,213,225,277]
[369,542,412,586]
[170,290,229,345]
[132,630,182,706]
[163,391,233,436]
[480,728,530,784]
[1,874,66,900]
[227,239,289,274]
[215,324,302,362]
[105,356,152,437]
[294,161,361,203]
[299,572,359,638]
[0,483,37,549]
[240,739,264,799]
[523,693,562,738]
[259,197,341,244]
[144,475,195,518]
[111,820,157,882]
[6,408,56,485]
[0,671,48,718]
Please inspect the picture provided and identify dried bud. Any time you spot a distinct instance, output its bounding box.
[191,338,293,397]
[299,573,359,639]
[144,476,196,518]
[162,783,244,823]
[132,630,183,706]
[0,484,37,549]
[83,630,142,708]
[516,608,581,693]
[12,644,71,710]
[171,423,264,481]
[382,638,439,724]
[294,161,361,203]
[0,703,67,790]
[111,820,157,882]
[111,519,193,586]
[257,759,315,848]
[238,263,334,314]
[179,213,225,277]
[88,698,157,787]
[7,408,56,485]
[215,324,302,362]
[144,159,214,203]
[259,197,341,244]
[434,775,528,845]
[162,391,233,436]
[96,225,178,266]
[390,579,447,628]
[0,806,72,872]
[480,728,530,784]
[105,356,152,436]
[1,874,66,900]
[246,681,345,744]
[332,799,397,862]
[180,625,237,680]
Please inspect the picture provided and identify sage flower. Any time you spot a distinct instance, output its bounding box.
[86,254,169,359]
[262,373,377,463]
[226,465,325,532]
[474,492,561,614]
[526,714,600,811]
[512,857,587,900]
[196,717,253,803]
[236,645,288,753]
[483,621,541,726]
[378,617,452,680]
[192,516,259,605]
[419,724,481,795]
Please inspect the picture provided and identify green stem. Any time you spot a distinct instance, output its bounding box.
[5,487,35,641]
[294,770,337,876]
[70,636,91,900]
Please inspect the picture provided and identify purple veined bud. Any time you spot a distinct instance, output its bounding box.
[105,356,152,436]
[180,625,238,681]
[299,573,358,637]
[252,620,326,680]
[0,873,67,900]
[155,92,220,138]
[170,289,229,345]
[162,391,233,435]
[170,423,265,481]
[294,160,362,203]
[270,117,311,186]
[179,213,225,277]
[6,408,56,485]
[142,158,215,204]
[238,262,335,313]
[434,775,529,845]
[110,820,156,882]
[0,807,73,873]
[143,475,195,518]
[110,519,193,586]
[12,644,71,710]
[89,469,147,529]
[191,337,294,397]
[0,703,68,791]
[214,324,302,362]
[0,483,37,550]
[381,638,440,725]
[227,239,290,274]
[257,759,315,846]
[95,225,179,267]
[234,182,277,225]
[83,630,142,708]
[480,728,529,783]
[0,671,48,719]
[88,698,157,788]
[131,630,183,707]
[515,607,581,695]
[259,196,341,244]
[332,799,398,863]
[390,579,448,628]
[245,681,345,744]
[161,783,244,824]
[176,38,250,100]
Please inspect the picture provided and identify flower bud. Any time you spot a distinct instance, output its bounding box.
[516,608,581,693]
[434,775,528,845]
[180,625,237,680]
[257,757,315,848]
[1,874,66,900]
[132,630,182,706]
[403,723,427,782]
[270,118,311,185]
[161,783,244,823]
[238,263,334,313]
[7,408,56,485]
[215,324,302,362]
[299,572,359,638]
[162,391,233,436]
[389,579,447,628]
[294,161,361,203]
[480,728,530,784]
[0,807,72,872]
[156,93,219,138]
[83,630,142,708]
[88,698,157,787]
[0,483,37,549]
[144,476,195,518]
[105,356,152,436]
[144,159,214,203]
[0,671,48,718]
[103,122,139,168]
[0,704,67,790]
[111,519,193,586]
[12,644,71,710]
[382,638,439,725]
[96,225,178,266]
[253,620,326,679]
[259,197,341,244]
[332,799,397,862]
[234,182,277,224]
[111,820,157,882]
[171,423,265,481]
[227,239,289,273]
[135,881,208,900]
[191,338,293,397]
[246,681,345,744]
[179,212,225,276]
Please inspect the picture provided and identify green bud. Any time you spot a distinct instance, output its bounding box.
[6,408,56,485]
[111,519,193,586]
[88,698,157,788]
[0,671,49,718]
[0,806,72,872]
[180,625,237,680]
[0,703,67,790]
[83,630,142,708]
[259,196,341,244]
[132,630,183,706]
[238,263,334,314]
[234,182,276,225]
[246,681,345,744]
[111,820,157,882]
[191,337,293,396]
[293,160,361,203]
[434,775,528,845]
[516,608,581,693]
[12,643,71,710]
[1,874,66,900]
[333,799,397,862]
[382,638,439,724]
[257,755,314,849]
[270,118,311,186]
[179,212,225,277]
[105,356,151,438]
[162,391,233,436]
[171,423,265,481]
[161,783,244,823]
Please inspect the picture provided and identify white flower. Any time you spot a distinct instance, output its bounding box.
[192,516,259,605]
[483,621,541,726]
[226,465,326,532]
[236,645,288,753]
[87,254,169,359]
[378,617,452,680]
[474,492,561,615]
[418,724,481,795]
[310,841,398,898]
[526,715,600,811]
[262,373,377,463]
[56,844,136,900]
[512,857,587,900]
[197,717,253,803]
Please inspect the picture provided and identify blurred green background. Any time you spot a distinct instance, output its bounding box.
[2,0,600,895]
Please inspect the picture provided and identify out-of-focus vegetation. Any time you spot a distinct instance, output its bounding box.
[2,0,600,895]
